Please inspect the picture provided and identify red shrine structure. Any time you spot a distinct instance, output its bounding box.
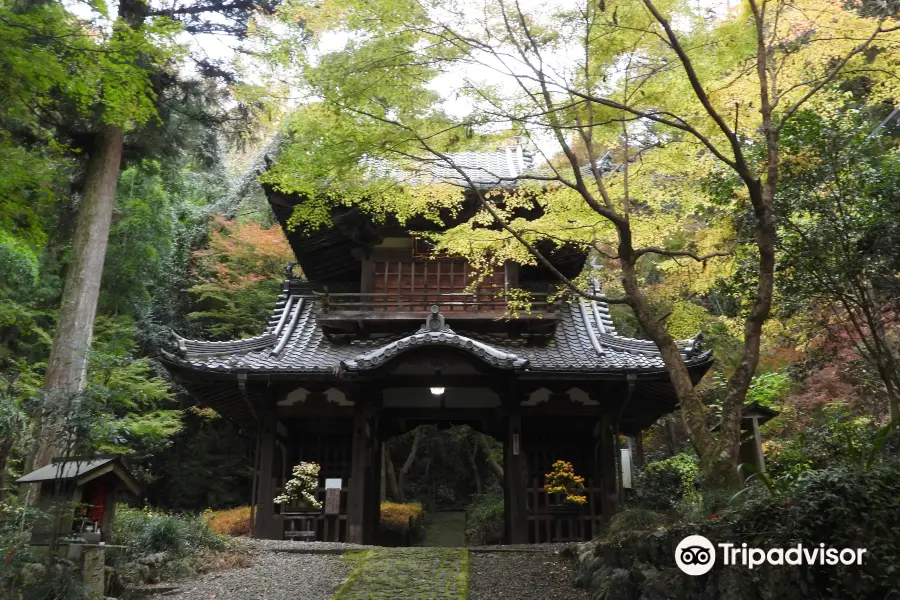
[161,147,713,544]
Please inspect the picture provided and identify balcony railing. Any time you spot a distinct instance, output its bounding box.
[314,290,558,316]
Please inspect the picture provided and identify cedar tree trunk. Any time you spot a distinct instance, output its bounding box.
[31,125,124,470]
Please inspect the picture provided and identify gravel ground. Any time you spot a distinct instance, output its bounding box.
[166,549,350,600]
[466,552,589,600]
[161,541,585,599]
[244,538,369,553]
[468,543,575,553]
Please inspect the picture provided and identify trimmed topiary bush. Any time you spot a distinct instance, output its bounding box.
[204,505,251,536]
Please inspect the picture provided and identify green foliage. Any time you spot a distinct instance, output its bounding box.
[113,506,228,556]
[188,217,294,339]
[150,413,253,510]
[0,500,86,600]
[664,301,710,340]
[100,165,175,317]
[777,106,900,316]
[766,402,899,478]
[726,465,900,598]
[589,464,900,599]
[746,371,793,409]
[111,505,238,586]
[464,491,504,545]
[632,453,701,512]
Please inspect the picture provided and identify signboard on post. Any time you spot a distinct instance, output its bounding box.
[324,478,342,515]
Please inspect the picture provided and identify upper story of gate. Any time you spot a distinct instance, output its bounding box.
[265,146,587,336]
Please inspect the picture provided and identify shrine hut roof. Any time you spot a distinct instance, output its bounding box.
[162,280,712,378]
[17,457,140,495]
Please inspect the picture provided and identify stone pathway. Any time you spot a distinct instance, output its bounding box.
[423,511,467,547]
[333,548,468,599]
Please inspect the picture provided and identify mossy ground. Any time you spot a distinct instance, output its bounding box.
[333,548,469,600]
[423,511,467,547]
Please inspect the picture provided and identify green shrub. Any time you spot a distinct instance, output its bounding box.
[586,464,900,599]
[465,492,504,545]
[727,464,900,598]
[110,505,236,585]
[606,508,670,534]
[766,403,899,477]
[113,505,228,557]
[377,502,424,546]
[0,501,87,600]
[632,452,700,511]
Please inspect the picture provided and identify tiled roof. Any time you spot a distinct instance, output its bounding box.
[365,147,535,189]
[365,148,621,190]
[162,281,711,376]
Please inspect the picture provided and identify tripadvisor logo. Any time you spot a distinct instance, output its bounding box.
[675,535,867,576]
[675,535,716,575]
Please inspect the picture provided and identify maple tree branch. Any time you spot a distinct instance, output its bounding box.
[776,21,888,132]
[633,247,731,262]
[640,0,752,179]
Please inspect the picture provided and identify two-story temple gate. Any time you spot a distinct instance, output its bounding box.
[161,147,713,544]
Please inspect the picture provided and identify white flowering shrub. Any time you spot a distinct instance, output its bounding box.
[274,462,323,509]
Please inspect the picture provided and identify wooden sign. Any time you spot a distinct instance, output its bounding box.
[512,433,520,456]
[325,487,341,515]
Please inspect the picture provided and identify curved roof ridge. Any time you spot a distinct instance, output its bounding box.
[271,297,304,356]
[586,279,703,356]
[340,323,529,372]
[172,331,278,357]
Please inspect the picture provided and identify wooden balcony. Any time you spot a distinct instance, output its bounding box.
[314,290,559,335]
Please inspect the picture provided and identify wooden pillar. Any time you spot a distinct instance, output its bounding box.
[256,406,278,539]
[364,435,382,545]
[348,402,370,544]
[599,414,618,520]
[739,416,766,481]
[503,409,528,544]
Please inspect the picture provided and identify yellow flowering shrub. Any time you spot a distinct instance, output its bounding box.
[544,460,587,505]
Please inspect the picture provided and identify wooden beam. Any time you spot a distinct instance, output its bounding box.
[503,408,528,544]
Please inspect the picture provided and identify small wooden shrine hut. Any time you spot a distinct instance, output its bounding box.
[161,147,713,544]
